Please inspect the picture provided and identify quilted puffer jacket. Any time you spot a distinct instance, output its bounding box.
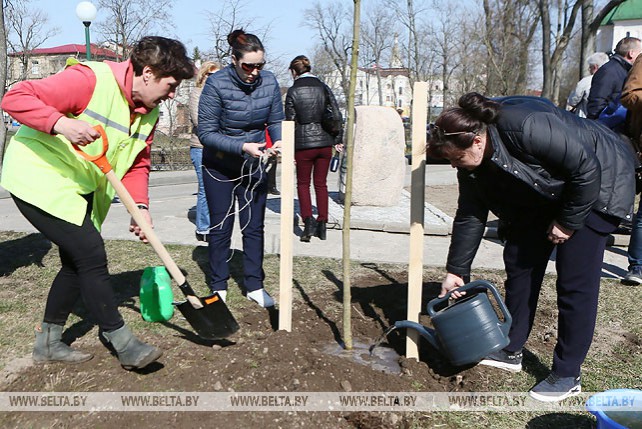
[285,75,338,150]
[446,96,636,276]
[197,64,284,177]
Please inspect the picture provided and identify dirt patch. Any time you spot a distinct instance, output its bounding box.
[2,263,632,429]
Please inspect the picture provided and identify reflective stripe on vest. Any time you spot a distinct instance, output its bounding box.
[0,60,159,229]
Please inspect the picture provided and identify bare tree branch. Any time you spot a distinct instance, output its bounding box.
[5,0,60,81]
[95,0,175,60]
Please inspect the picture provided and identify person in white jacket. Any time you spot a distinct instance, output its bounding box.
[566,52,609,117]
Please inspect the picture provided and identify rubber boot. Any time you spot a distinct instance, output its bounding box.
[300,217,316,242]
[316,221,327,240]
[101,325,162,370]
[32,322,93,364]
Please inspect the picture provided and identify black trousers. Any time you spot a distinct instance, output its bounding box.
[502,211,617,377]
[12,195,124,331]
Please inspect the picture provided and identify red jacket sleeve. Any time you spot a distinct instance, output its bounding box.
[1,65,95,133]
[120,125,155,207]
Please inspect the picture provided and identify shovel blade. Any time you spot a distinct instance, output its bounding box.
[175,293,239,340]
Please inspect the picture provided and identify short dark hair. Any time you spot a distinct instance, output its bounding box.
[227,29,264,60]
[130,36,194,80]
[615,37,641,56]
[289,55,311,76]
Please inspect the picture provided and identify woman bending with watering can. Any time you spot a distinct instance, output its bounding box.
[427,92,635,402]
[0,37,194,369]
[197,29,283,307]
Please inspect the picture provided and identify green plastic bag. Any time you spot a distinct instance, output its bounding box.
[139,266,174,322]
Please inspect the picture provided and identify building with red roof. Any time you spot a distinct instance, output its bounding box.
[8,43,120,84]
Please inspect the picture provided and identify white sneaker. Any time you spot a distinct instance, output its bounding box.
[246,289,274,308]
[214,290,227,302]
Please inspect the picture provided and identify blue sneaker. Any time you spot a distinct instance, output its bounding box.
[529,373,581,402]
[479,349,523,372]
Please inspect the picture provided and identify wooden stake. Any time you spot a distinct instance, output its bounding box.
[406,81,428,360]
[278,121,295,331]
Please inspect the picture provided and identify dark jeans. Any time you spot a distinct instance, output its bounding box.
[502,211,617,377]
[267,157,278,191]
[295,146,332,221]
[203,166,267,292]
[12,195,124,331]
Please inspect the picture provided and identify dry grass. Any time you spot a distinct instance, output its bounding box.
[0,230,640,428]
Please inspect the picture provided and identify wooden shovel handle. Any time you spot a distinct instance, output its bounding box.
[74,126,202,309]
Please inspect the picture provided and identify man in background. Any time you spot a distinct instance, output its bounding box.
[620,52,642,285]
[566,52,609,118]
[586,37,641,121]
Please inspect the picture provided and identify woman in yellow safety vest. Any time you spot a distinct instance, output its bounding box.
[1,36,193,370]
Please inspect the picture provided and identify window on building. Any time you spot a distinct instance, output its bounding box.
[31,60,40,75]
[387,84,391,89]
[398,87,403,95]
[386,96,391,102]
[398,100,402,108]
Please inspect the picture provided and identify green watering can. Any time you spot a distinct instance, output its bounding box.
[140,266,174,322]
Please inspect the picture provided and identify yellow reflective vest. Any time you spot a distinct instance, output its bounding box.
[1,60,159,230]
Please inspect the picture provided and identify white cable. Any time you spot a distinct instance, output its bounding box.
[202,153,271,263]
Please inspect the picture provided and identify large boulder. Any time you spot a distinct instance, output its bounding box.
[340,106,406,206]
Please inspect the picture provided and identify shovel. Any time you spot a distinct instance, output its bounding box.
[72,125,239,340]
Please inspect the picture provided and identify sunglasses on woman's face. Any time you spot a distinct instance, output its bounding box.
[240,62,266,73]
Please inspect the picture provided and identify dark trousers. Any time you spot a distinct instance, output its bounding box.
[295,146,332,221]
[203,166,267,292]
[12,195,124,331]
[267,157,278,191]
[502,212,617,377]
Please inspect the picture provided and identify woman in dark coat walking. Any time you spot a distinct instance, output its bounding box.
[427,92,635,402]
[285,55,344,242]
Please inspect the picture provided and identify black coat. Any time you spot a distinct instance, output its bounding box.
[446,96,636,276]
[285,76,339,150]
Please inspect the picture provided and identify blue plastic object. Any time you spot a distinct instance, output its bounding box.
[586,389,642,429]
[139,266,174,322]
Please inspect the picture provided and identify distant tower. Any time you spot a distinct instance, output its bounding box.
[390,33,403,68]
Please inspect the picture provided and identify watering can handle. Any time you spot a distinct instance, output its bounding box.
[427,280,512,334]
[73,126,203,309]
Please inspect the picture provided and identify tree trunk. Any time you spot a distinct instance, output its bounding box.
[579,1,626,85]
[580,1,593,80]
[0,2,8,172]
[376,67,383,106]
[540,0,582,101]
[342,0,361,351]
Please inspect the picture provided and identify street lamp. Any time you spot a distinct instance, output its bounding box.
[75,1,97,61]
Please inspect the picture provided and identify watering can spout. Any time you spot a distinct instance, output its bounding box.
[394,320,440,350]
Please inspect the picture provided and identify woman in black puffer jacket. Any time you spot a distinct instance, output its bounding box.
[427,92,635,402]
[285,55,344,242]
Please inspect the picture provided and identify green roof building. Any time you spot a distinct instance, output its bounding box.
[597,0,642,53]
